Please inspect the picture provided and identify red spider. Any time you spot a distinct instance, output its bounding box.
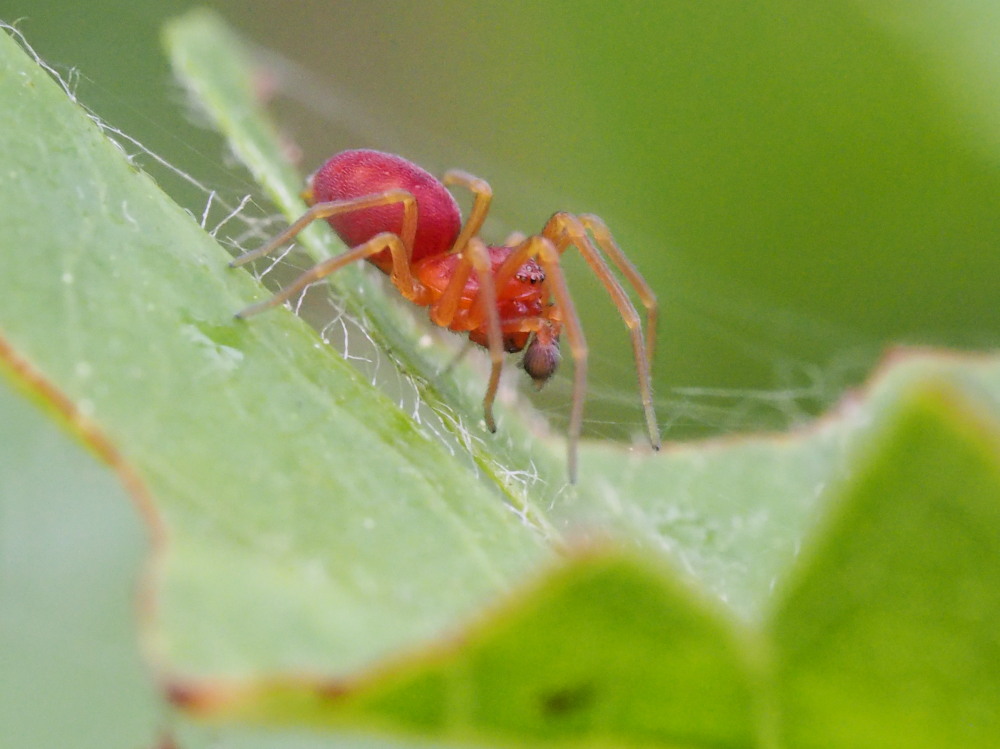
[231,149,660,481]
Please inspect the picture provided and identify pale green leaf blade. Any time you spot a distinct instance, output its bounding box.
[568,352,1000,621]
[770,384,1000,748]
[0,22,546,688]
[0,377,160,748]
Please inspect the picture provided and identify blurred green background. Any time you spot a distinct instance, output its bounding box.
[3,1,1000,746]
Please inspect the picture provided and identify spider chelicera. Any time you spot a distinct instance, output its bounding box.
[231,149,660,482]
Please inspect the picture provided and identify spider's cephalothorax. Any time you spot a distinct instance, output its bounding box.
[232,149,660,482]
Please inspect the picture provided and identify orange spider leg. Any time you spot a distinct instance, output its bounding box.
[442,170,492,254]
[428,237,504,432]
[230,190,419,273]
[577,214,659,368]
[542,212,661,452]
[490,235,588,483]
[235,232,426,319]
[491,235,542,289]
[502,231,528,246]
[532,236,587,483]
[427,256,474,329]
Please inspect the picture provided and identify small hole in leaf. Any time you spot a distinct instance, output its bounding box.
[538,682,596,717]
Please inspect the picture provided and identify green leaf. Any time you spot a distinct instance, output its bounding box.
[0,375,161,748]
[0,19,545,686]
[184,553,760,748]
[569,353,1000,620]
[771,384,1000,748]
[347,553,760,747]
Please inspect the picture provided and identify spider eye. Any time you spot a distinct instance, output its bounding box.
[522,331,560,387]
[516,260,546,285]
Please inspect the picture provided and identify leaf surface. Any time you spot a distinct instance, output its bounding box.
[0,22,546,686]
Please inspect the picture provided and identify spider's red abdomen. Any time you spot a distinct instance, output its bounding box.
[309,149,461,272]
